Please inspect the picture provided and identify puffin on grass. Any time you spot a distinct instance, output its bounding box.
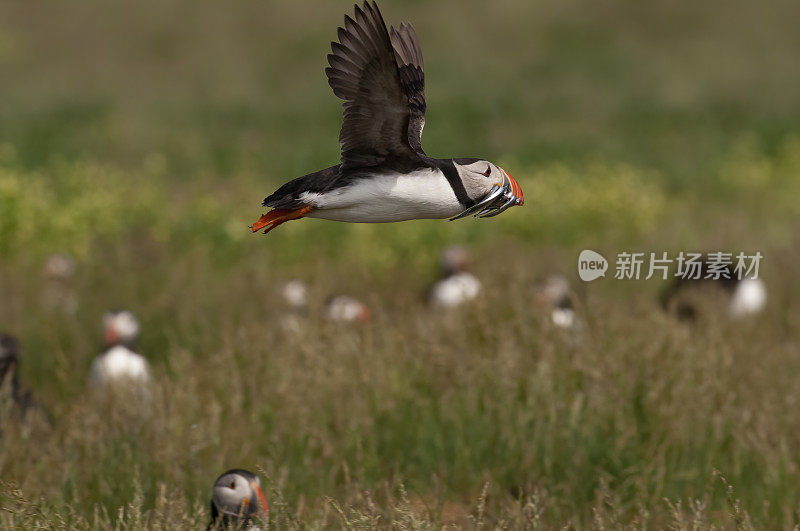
[0,334,47,424]
[208,469,268,530]
[252,1,524,235]
[660,262,766,321]
[536,275,579,329]
[429,246,482,308]
[325,295,371,323]
[89,310,151,389]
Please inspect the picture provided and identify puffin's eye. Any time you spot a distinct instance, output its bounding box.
[229,481,236,489]
[483,166,492,176]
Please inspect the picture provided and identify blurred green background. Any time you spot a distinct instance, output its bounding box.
[1,0,800,528]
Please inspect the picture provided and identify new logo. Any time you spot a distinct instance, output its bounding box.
[578,250,608,281]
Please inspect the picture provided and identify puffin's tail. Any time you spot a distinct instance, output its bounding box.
[250,206,314,235]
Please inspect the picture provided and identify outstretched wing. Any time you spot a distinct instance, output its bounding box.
[326,1,427,171]
[389,22,426,155]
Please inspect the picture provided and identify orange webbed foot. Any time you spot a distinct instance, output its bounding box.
[250,206,314,234]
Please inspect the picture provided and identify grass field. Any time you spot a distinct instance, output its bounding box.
[1,0,800,528]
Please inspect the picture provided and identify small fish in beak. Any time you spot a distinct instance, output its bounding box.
[449,169,524,220]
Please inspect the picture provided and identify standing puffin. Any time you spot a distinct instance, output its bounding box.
[89,310,151,389]
[278,279,309,333]
[208,469,268,530]
[429,246,482,308]
[0,334,46,424]
[660,263,767,321]
[41,253,78,315]
[251,1,524,235]
[535,275,579,330]
[325,295,371,323]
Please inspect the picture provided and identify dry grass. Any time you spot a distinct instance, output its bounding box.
[1,0,800,528]
[2,235,800,528]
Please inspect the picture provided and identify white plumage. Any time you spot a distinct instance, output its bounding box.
[89,345,151,387]
[281,280,308,310]
[729,278,767,318]
[90,310,151,390]
[429,272,482,308]
[326,296,370,323]
[550,307,577,329]
[303,169,463,222]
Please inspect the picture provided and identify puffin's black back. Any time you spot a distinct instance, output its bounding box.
[0,333,20,379]
[0,333,50,432]
[207,499,219,531]
[0,333,22,403]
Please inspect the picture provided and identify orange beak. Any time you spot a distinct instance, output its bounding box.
[104,326,119,345]
[506,171,524,206]
[252,483,269,516]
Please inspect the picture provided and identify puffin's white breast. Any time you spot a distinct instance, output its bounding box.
[90,346,151,386]
[301,168,463,222]
[729,278,767,317]
[551,308,577,329]
[430,272,482,308]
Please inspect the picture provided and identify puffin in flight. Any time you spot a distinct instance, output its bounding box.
[252,1,524,235]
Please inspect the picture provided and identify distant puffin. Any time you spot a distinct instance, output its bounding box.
[660,263,767,320]
[0,334,44,422]
[89,310,151,389]
[281,280,309,310]
[41,253,78,315]
[279,279,309,333]
[429,246,482,308]
[325,295,371,323]
[251,1,524,235]
[535,275,579,329]
[208,469,268,531]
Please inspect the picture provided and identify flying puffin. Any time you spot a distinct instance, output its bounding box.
[208,469,268,530]
[251,1,524,235]
[89,310,152,389]
[429,246,482,308]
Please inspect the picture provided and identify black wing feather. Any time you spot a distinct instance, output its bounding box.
[389,22,426,155]
[326,1,427,171]
[263,2,430,208]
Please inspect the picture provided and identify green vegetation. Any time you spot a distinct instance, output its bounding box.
[1,0,799,527]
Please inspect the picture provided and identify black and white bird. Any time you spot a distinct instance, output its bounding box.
[42,253,78,315]
[325,295,371,323]
[660,265,767,321]
[535,275,579,330]
[429,246,482,308]
[208,469,268,530]
[281,280,309,310]
[251,1,523,235]
[0,334,47,425]
[278,279,309,333]
[0,334,21,391]
[89,310,151,389]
